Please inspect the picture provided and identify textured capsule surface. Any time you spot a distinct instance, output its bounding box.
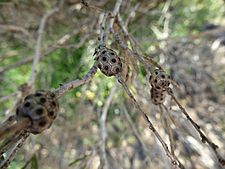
[149,69,171,89]
[16,90,59,134]
[94,46,122,76]
[149,69,171,105]
[150,87,166,105]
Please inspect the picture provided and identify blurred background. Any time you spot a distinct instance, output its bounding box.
[0,0,225,169]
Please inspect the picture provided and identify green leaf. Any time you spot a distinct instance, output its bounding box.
[68,154,88,167]
[30,155,38,169]
[21,154,38,169]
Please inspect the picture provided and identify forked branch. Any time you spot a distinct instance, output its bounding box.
[116,74,185,169]
[167,88,225,166]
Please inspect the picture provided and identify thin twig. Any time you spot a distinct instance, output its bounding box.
[125,2,142,27]
[28,0,64,86]
[162,104,218,169]
[99,12,109,47]
[121,106,149,161]
[159,105,175,156]
[0,24,31,38]
[81,0,108,13]
[167,88,225,166]
[111,26,164,72]
[99,85,117,168]
[54,63,98,98]
[0,23,85,75]
[103,0,123,44]
[0,92,18,103]
[116,74,185,169]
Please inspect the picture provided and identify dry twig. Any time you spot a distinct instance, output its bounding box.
[54,63,98,97]
[98,85,117,169]
[0,118,31,140]
[28,0,64,86]
[167,88,225,166]
[0,131,29,169]
[116,75,185,169]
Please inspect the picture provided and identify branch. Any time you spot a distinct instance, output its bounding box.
[0,131,29,169]
[167,88,225,166]
[116,75,185,169]
[98,12,109,47]
[159,105,175,156]
[125,2,142,27]
[0,131,24,156]
[28,0,64,86]
[81,0,107,13]
[103,0,122,45]
[0,116,16,131]
[0,118,31,141]
[54,63,98,98]
[99,85,117,168]
[121,106,149,160]
[0,92,18,103]
[0,24,31,38]
[0,20,92,75]
[111,25,164,72]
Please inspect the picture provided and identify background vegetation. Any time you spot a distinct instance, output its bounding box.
[0,0,225,169]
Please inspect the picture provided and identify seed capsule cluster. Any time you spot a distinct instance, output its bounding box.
[149,69,171,105]
[16,90,59,134]
[94,46,122,76]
